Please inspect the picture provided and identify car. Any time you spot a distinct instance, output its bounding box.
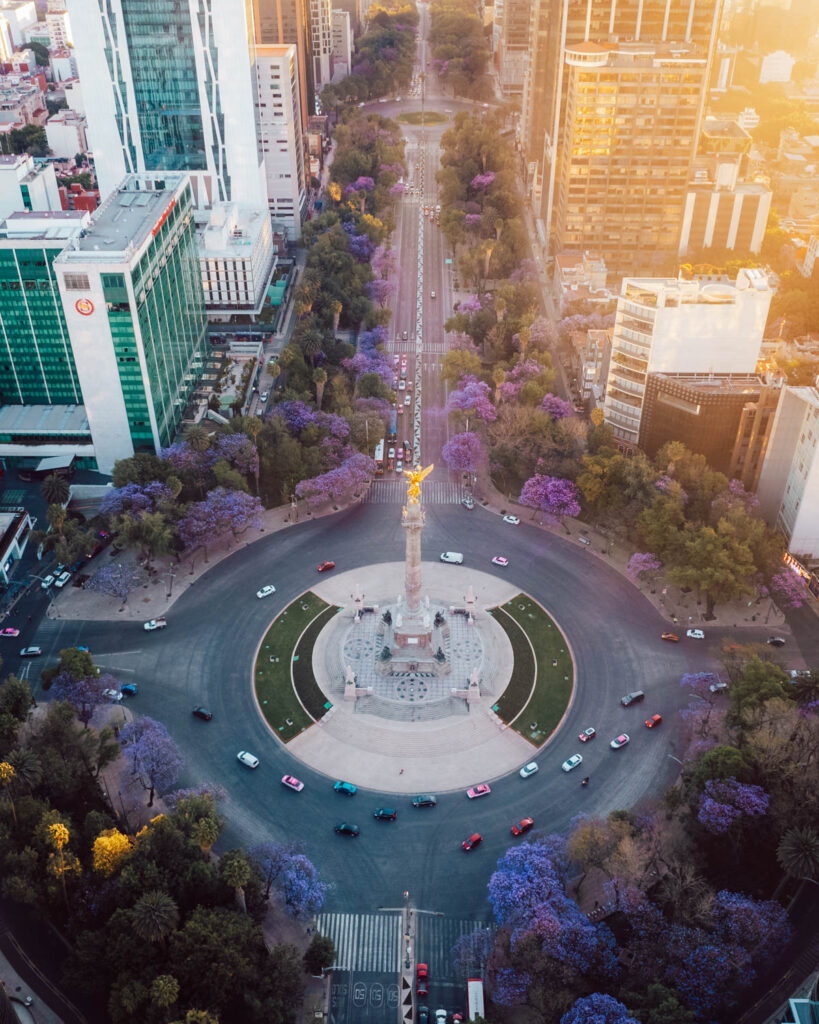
[402,330,408,340]
[620,691,645,707]
[412,794,437,807]
[192,707,213,720]
[237,751,260,768]
[686,628,705,639]
[259,391,269,402]
[40,574,55,589]
[645,714,662,728]
[511,817,534,836]
[767,636,786,647]
[462,833,482,851]
[491,555,509,566]
[0,627,20,637]
[396,460,404,472]
[610,734,630,749]
[418,1006,430,1024]
[502,514,520,525]
[462,496,475,509]
[256,585,276,599]
[334,822,360,836]
[440,551,464,564]
[416,963,429,997]
[374,807,397,820]
[54,571,71,589]
[19,647,42,657]
[401,354,407,367]
[398,379,406,391]
[334,780,357,796]
[562,754,583,772]
[709,680,729,693]
[392,376,399,389]
[120,683,138,697]
[407,379,413,391]
[102,688,123,703]
[388,447,396,459]
[143,617,167,631]
[281,774,304,792]
[430,290,436,298]
[76,645,89,653]
[467,783,491,799]
[661,632,680,642]
[579,727,596,742]
[357,101,365,106]
[404,394,411,406]
[789,669,812,681]
[393,354,400,365]
[317,561,336,572]
[436,1012,447,1024]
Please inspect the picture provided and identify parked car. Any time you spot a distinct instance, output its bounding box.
[645,714,663,728]
[462,833,482,851]
[334,823,360,836]
[120,683,138,697]
[192,707,213,720]
[620,691,645,707]
[767,636,786,647]
[562,754,583,772]
[709,680,729,693]
[102,688,123,703]
[40,575,55,589]
[412,794,437,807]
[256,585,276,599]
[20,647,42,657]
[610,734,630,749]
[281,775,304,792]
[237,751,260,768]
[467,784,491,799]
[334,780,357,796]
[54,571,71,589]
[502,515,520,525]
[143,617,167,631]
[579,727,596,742]
[511,817,534,836]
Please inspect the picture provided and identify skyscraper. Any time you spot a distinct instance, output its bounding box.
[68,0,268,211]
[498,0,531,94]
[251,0,314,125]
[521,0,723,271]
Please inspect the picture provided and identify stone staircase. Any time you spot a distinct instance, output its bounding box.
[354,693,469,721]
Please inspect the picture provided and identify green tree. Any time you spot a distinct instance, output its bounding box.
[303,934,335,976]
[312,367,328,410]
[727,657,790,727]
[41,473,70,506]
[151,973,180,1010]
[219,849,251,914]
[777,826,819,881]
[130,890,180,944]
[622,983,698,1024]
[687,744,753,794]
[440,348,483,388]
[667,522,756,617]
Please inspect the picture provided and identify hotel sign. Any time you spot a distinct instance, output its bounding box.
[75,298,94,316]
[152,198,176,236]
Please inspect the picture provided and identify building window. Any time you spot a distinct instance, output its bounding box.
[63,273,90,291]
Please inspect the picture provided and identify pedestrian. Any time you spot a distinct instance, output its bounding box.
[399,768,404,775]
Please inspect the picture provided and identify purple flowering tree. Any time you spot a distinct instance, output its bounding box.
[51,671,108,728]
[510,259,540,283]
[160,441,216,479]
[465,213,483,229]
[697,777,769,834]
[85,562,149,604]
[520,474,581,525]
[560,994,639,1024]
[216,433,260,492]
[488,835,569,926]
[441,432,483,474]
[712,890,791,967]
[626,552,662,583]
[491,966,530,1006]
[120,716,183,806]
[541,393,574,420]
[497,360,547,403]
[178,487,264,558]
[279,853,328,918]
[295,452,375,510]
[450,928,494,980]
[366,278,397,308]
[101,480,177,520]
[371,246,397,281]
[470,171,495,192]
[457,294,483,314]
[769,568,807,609]
[349,234,374,261]
[445,375,496,423]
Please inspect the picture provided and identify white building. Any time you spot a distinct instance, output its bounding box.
[45,8,72,48]
[760,50,795,84]
[48,48,77,82]
[198,203,277,317]
[604,269,772,448]
[757,384,819,559]
[0,153,61,223]
[255,44,307,240]
[63,79,83,115]
[46,109,87,159]
[67,0,268,212]
[737,107,760,132]
[0,0,36,47]
[309,0,334,90]
[331,8,352,77]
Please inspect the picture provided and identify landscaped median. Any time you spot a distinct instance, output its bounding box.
[397,111,448,126]
[488,595,573,745]
[254,592,340,742]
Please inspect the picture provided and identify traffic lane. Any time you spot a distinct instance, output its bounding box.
[329,973,402,1024]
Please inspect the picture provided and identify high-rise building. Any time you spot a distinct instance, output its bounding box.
[521,0,723,270]
[198,203,277,316]
[0,154,62,223]
[498,0,530,94]
[603,268,771,449]
[331,8,352,76]
[308,0,334,90]
[255,43,308,238]
[252,0,313,126]
[53,173,208,473]
[67,0,268,212]
[757,383,819,559]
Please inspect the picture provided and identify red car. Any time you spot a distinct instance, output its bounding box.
[579,727,596,742]
[645,714,663,729]
[462,833,482,851]
[511,817,534,836]
[317,561,336,572]
[661,632,680,643]
[416,963,429,997]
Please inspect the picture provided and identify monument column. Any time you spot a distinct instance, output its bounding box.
[402,500,425,613]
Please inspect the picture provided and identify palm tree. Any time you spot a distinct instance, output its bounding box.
[331,300,343,333]
[131,890,179,943]
[313,367,328,410]
[184,424,210,453]
[220,850,251,914]
[492,366,505,405]
[191,816,221,854]
[46,503,67,537]
[150,975,180,1011]
[41,473,70,506]
[777,826,819,881]
[7,748,42,791]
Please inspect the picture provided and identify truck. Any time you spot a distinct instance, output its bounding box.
[388,407,398,442]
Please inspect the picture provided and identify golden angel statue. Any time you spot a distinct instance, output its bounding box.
[404,464,434,504]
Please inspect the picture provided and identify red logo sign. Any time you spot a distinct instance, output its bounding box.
[75,298,94,316]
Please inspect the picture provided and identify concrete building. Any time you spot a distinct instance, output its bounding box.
[251,0,312,127]
[553,251,611,315]
[45,108,87,159]
[53,172,209,473]
[579,327,612,407]
[0,74,46,126]
[0,505,33,583]
[0,0,36,48]
[331,8,352,77]
[603,268,772,449]
[520,0,722,268]
[498,0,529,95]
[45,8,72,48]
[758,383,819,559]
[198,202,276,317]
[0,153,61,222]
[255,43,308,240]
[801,234,818,277]
[67,0,268,212]
[680,118,772,256]
[759,49,795,83]
[308,0,334,90]
[49,48,77,82]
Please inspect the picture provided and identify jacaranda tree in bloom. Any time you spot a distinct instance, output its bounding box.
[445,375,497,422]
[520,474,581,524]
[120,716,182,807]
[698,777,769,834]
[626,552,661,582]
[295,452,375,510]
[442,432,483,474]
[560,993,639,1024]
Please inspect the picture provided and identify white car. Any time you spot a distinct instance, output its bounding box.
[404,394,411,405]
[440,552,463,564]
[260,391,269,403]
[430,291,436,298]
[562,754,583,772]
[491,556,509,567]
[256,585,276,599]
[40,575,55,589]
[686,628,705,639]
[102,688,123,703]
[396,460,404,473]
[502,515,520,525]
[398,379,406,391]
[143,617,167,631]
[436,1012,447,1024]
[610,734,630,749]
[53,571,71,588]
[237,751,260,768]
[519,762,539,778]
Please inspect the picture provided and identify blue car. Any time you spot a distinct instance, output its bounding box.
[120,683,138,697]
[334,781,357,796]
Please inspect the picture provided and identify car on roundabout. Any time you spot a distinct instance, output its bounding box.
[0,627,20,637]
[334,823,360,837]
[237,751,260,768]
[440,552,463,564]
[317,561,336,572]
[192,707,213,721]
[120,683,138,697]
[20,647,42,657]
[502,514,520,525]
[767,636,786,647]
[281,775,304,792]
[462,496,475,510]
[374,808,397,820]
[579,727,596,742]
[462,833,482,851]
[334,780,357,796]
[610,734,630,749]
[143,617,167,631]
[686,628,705,639]
[519,761,539,778]
[661,632,680,642]
[412,794,437,807]
[467,784,491,799]
[562,754,583,772]
[511,817,534,836]
[256,585,276,599]
[645,714,663,729]
[491,555,509,567]
[102,688,123,703]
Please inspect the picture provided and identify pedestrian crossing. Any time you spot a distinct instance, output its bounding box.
[415,916,493,977]
[367,480,464,504]
[389,341,448,356]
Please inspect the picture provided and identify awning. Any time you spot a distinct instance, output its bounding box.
[34,453,75,472]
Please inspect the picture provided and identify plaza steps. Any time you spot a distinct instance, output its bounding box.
[353,693,469,721]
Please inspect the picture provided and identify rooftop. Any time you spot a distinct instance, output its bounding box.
[0,404,90,434]
[198,203,270,258]
[701,119,750,141]
[1,209,89,240]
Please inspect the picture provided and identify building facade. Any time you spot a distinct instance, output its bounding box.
[603,268,771,448]
[498,0,530,94]
[309,0,333,90]
[331,8,352,76]
[0,154,61,223]
[54,173,208,473]
[67,0,268,212]
[198,202,276,316]
[251,0,312,127]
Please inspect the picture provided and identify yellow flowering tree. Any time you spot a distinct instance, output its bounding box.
[47,821,81,904]
[92,828,133,877]
[0,761,16,825]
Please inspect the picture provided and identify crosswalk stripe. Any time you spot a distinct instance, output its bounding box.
[315,912,402,972]
[367,480,464,504]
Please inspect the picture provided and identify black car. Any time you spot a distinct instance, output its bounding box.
[620,691,645,707]
[192,707,213,721]
[374,808,397,820]
[767,636,786,647]
[412,795,437,807]
[334,823,360,837]
[418,1007,429,1024]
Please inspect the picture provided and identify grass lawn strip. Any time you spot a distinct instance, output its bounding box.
[398,111,448,125]
[501,596,573,744]
[488,606,537,736]
[293,603,340,720]
[255,592,333,743]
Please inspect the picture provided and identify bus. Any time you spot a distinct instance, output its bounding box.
[388,407,398,442]
[374,439,385,476]
[467,979,484,1021]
